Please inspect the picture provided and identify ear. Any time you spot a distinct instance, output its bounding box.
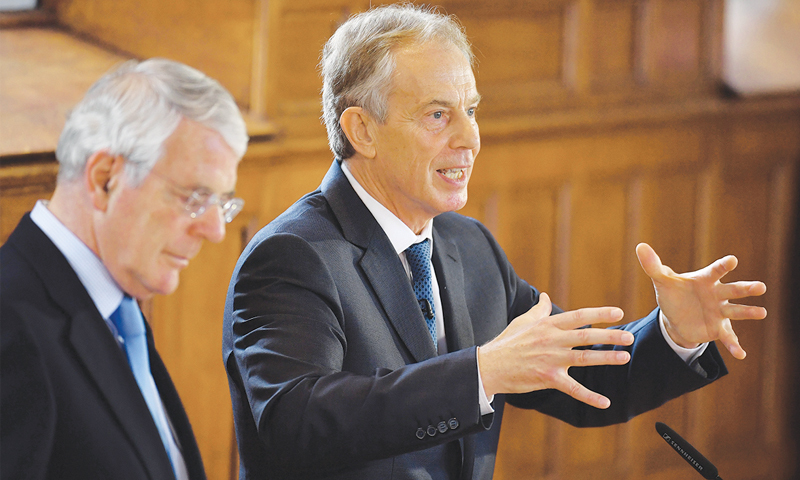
[85,151,125,212]
[340,106,377,159]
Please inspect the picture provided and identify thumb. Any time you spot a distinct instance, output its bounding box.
[532,292,553,317]
[636,243,664,281]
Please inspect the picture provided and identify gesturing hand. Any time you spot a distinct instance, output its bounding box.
[477,293,633,410]
[635,242,767,360]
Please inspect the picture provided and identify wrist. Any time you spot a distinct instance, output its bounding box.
[660,311,701,349]
[476,346,498,398]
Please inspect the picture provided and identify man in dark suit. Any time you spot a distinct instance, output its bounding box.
[1,58,249,480]
[223,5,767,479]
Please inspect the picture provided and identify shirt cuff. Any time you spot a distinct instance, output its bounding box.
[476,349,495,415]
[659,310,708,364]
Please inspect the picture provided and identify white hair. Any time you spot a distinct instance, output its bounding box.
[56,58,248,184]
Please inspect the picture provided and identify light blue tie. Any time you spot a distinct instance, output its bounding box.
[405,239,437,346]
[110,296,183,477]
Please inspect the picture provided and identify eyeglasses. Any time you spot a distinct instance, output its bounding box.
[149,171,244,223]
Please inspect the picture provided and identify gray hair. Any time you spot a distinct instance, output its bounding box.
[320,4,474,160]
[56,58,248,184]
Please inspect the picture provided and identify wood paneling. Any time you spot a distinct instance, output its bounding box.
[40,0,256,107]
[0,27,127,156]
[0,159,57,241]
[2,1,799,479]
[488,105,800,480]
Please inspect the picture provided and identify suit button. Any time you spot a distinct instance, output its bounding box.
[448,418,459,430]
[427,425,437,437]
[437,421,448,433]
[416,428,426,439]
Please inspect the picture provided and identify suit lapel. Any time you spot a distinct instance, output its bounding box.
[9,216,174,479]
[321,161,437,362]
[431,226,475,352]
[68,311,175,477]
[360,238,438,361]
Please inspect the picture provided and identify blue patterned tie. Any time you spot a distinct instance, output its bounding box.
[405,239,437,346]
[110,296,183,477]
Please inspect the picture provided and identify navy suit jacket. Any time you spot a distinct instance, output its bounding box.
[0,214,206,480]
[223,160,726,480]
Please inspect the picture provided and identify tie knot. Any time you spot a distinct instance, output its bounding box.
[405,239,431,273]
[110,295,146,339]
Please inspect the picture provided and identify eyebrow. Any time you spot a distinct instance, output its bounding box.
[185,184,237,198]
[426,93,482,109]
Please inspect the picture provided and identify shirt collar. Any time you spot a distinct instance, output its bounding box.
[341,161,433,254]
[30,200,124,319]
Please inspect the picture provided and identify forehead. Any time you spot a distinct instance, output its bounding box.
[388,41,478,108]
[156,119,240,189]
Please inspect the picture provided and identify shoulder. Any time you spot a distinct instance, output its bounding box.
[247,190,340,251]
[231,190,357,284]
[1,229,47,307]
[434,212,502,253]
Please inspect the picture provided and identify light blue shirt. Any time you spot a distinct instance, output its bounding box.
[30,201,124,321]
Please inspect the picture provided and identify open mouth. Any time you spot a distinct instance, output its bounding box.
[438,168,466,180]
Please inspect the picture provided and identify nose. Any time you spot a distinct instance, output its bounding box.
[191,205,227,243]
[450,110,480,152]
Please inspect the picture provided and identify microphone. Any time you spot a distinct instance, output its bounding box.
[418,298,434,320]
[655,422,722,480]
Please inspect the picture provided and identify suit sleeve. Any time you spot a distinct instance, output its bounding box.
[227,232,489,474]
[472,219,728,426]
[1,302,56,480]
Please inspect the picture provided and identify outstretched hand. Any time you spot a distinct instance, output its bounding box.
[478,293,633,409]
[635,243,767,360]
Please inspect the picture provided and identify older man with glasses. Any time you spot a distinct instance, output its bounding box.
[1,58,248,480]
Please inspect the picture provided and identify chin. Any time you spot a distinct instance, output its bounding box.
[146,273,182,298]
[441,195,469,213]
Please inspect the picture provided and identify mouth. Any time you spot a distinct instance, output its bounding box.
[165,252,191,269]
[437,168,467,181]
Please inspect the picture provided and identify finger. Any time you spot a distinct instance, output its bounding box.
[722,303,767,321]
[551,306,624,331]
[705,254,738,282]
[718,320,746,360]
[563,327,634,349]
[635,243,665,281]
[556,375,612,409]
[717,281,767,300]
[568,348,631,367]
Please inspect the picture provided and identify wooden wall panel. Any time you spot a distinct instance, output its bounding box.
[569,179,627,310]
[500,184,558,293]
[0,28,126,156]
[649,0,704,79]
[456,1,575,114]
[590,0,639,92]
[487,107,800,479]
[0,161,57,241]
[2,1,799,479]
[41,0,256,106]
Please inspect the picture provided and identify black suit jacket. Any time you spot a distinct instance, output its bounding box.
[223,160,726,480]
[0,214,206,480]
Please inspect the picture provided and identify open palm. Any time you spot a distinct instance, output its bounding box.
[635,243,767,359]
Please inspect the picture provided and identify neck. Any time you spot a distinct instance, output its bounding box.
[343,157,431,234]
[47,182,99,256]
